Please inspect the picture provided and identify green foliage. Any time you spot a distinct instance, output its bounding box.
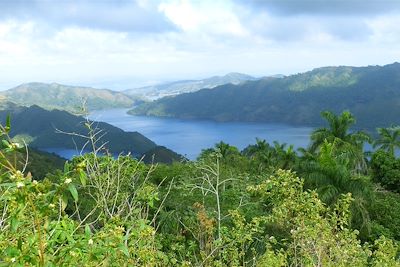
[247,169,397,266]
[2,111,400,266]
[310,110,370,172]
[369,192,400,241]
[0,145,166,265]
[374,126,400,156]
[141,145,185,164]
[371,150,400,192]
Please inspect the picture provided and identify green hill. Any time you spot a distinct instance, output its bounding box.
[129,63,400,129]
[0,82,135,112]
[0,105,157,156]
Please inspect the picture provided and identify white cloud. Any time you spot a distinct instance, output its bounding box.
[0,0,399,90]
[159,0,247,37]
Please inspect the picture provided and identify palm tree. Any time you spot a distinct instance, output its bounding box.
[374,126,400,156]
[214,141,240,159]
[310,111,370,151]
[310,110,370,172]
[198,141,240,161]
[274,141,296,169]
[245,138,269,157]
[302,141,373,233]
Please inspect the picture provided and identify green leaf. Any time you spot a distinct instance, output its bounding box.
[79,170,87,187]
[11,216,20,232]
[2,139,10,148]
[85,224,92,238]
[63,162,70,173]
[68,184,78,202]
[61,194,68,211]
[119,245,130,257]
[0,182,16,188]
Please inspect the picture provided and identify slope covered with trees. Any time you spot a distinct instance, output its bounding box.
[130,63,400,129]
[0,105,183,162]
[0,82,135,112]
[1,110,400,265]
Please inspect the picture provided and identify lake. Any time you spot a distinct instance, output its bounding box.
[86,109,313,160]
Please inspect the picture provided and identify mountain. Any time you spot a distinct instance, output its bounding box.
[123,72,258,100]
[129,63,400,129]
[0,105,158,157]
[0,82,135,112]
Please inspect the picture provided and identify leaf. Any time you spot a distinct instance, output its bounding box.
[85,224,92,238]
[68,184,79,202]
[79,170,87,187]
[0,182,16,188]
[119,245,130,257]
[2,139,10,148]
[61,194,68,211]
[63,162,70,173]
[10,216,20,232]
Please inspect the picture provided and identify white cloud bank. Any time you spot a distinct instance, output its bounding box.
[0,0,399,90]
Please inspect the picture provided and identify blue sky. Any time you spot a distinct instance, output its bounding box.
[0,0,399,90]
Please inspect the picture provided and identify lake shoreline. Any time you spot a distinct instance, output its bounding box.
[88,108,313,160]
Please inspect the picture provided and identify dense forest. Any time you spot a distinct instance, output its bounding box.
[130,63,400,129]
[1,110,400,266]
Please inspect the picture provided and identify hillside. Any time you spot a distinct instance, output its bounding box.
[124,72,257,100]
[0,105,158,157]
[0,82,135,112]
[130,63,400,129]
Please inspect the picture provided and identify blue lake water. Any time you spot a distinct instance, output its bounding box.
[87,109,314,160]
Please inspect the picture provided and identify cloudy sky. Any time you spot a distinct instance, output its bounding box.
[0,0,399,90]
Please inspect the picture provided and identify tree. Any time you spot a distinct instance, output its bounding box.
[214,141,240,159]
[374,126,400,156]
[310,110,370,171]
[301,141,373,235]
[244,138,270,157]
[370,150,400,192]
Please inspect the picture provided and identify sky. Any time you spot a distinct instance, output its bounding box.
[0,0,399,90]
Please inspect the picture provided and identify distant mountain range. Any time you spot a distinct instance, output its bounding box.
[0,82,135,113]
[129,63,400,129]
[0,74,260,112]
[123,72,258,100]
[0,104,183,163]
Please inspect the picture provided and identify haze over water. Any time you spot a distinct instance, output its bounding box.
[88,109,313,160]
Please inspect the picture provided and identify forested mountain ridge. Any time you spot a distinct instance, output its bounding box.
[0,82,135,112]
[130,62,400,129]
[0,105,182,162]
[123,72,258,100]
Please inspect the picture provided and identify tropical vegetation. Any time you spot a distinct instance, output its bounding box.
[1,110,400,266]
